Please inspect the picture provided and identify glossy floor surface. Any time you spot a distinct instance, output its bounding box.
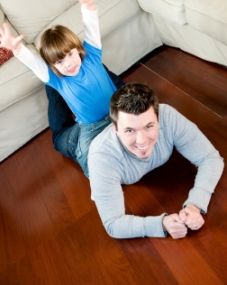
[0,46,227,285]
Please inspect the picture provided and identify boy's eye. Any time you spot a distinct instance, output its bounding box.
[68,51,72,56]
[56,59,63,65]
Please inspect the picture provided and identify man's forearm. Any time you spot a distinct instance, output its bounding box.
[101,213,167,239]
[184,151,224,212]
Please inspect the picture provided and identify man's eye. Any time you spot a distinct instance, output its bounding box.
[146,124,154,129]
[125,129,134,133]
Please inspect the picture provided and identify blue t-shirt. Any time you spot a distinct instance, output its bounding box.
[47,41,116,124]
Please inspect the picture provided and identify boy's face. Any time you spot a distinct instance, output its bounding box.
[54,48,81,76]
[114,106,159,159]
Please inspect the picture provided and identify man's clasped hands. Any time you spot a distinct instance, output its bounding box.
[163,204,205,239]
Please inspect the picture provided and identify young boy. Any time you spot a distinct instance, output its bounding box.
[0,0,124,176]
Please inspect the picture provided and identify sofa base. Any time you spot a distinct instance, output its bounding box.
[152,15,227,68]
[0,87,48,161]
[102,12,162,74]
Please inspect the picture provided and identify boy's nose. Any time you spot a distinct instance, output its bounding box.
[65,62,71,70]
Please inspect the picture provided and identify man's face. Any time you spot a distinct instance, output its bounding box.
[115,106,159,159]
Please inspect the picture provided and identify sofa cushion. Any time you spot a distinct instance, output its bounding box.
[0,18,21,65]
[0,48,13,65]
[137,0,187,25]
[0,7,4,23]
[35,0,140,48]
[0,0,78,43]
[0,47,43,112]
[0,7,13,65]
[185,0,227,46]
[0,17,23,69]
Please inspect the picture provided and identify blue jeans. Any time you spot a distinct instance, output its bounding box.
[46,65,124,177]
[76,117,111,177]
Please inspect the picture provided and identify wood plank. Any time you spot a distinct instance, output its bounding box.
[0,46,226,284]
[124,65,227,159]
[141,46,227,117]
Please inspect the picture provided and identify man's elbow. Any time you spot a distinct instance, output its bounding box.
[103,220,124,239]
[217,154,225,174]
[104,224,121,239]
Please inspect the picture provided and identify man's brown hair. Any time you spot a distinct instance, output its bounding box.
[110,83,159,126]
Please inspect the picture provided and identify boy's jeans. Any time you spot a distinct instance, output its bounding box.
[76,116,111,177]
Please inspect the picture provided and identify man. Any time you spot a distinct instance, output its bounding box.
[88,83,224,239]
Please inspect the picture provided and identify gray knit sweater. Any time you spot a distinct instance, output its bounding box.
[88,104,224,239]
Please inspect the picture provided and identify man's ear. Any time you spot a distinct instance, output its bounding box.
[112,123,118,132]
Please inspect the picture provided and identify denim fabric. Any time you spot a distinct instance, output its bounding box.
[46,65,125,177]
[46,85,75,157]
[76,116,111,177]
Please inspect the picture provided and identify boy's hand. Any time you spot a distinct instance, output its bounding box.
[79,0,96,10]
[0,22,24,54]
[163,214,188,239]
[179,204,205,231]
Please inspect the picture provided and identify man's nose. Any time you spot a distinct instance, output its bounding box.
[135,131,146,144]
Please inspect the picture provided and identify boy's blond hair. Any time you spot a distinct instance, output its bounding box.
[40,25,85,76]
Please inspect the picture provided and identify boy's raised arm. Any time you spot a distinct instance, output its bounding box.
[80,0,101,49]
[79,0,96,10]
[0,22,24,55]
[0,22,49,82]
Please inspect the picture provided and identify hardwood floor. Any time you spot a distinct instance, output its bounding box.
[0,46,227,285]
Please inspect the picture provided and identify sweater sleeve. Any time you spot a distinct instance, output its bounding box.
[183,151,224,213]
[14,44,49,82]
[165,105,224,213]
[88,151,167,239]
[81,4,101,49]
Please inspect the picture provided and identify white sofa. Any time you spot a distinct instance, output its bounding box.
[0,0,227,161]
[0,0,162,161]
[138,0,227,66]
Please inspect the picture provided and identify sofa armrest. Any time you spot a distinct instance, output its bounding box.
[137,0,187,25]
